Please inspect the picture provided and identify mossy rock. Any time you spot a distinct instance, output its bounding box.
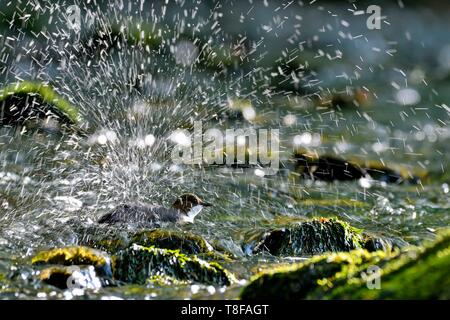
[324,229,450,299]
[291,152,421,184]
[32,246,112,278]
[240,249,395,299]
[245,218,364,256]
[131,229,232,261]
[353,159,424,184]
[38,265,102,290]
[291,153,366,181]
[131,229,213,254]
[241,229,450,300]
[0,81,81,126]
[113,244,236,286]
[147,274,190,286]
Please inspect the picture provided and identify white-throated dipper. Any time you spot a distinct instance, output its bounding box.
[98,193,211,227]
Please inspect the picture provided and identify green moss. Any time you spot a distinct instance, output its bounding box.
[325,229,450,299]
[32,246,112,277]
[147,274,190,286]
[131,229,213,254]
[0,81,81,125]
[241,229,450,300]
[38,265,102,290]
[131,229,233,261]
[240,249,393,299]
[113,244,236,286]
[247,217,364,256]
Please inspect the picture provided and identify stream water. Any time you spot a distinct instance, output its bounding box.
[0,0,449,299]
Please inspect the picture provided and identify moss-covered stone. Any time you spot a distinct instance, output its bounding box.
[246,218,364,256]
[32,246,112,278]
[38,265,102,290]
[113,244,236,286]
[240,249,395,299]
[147,274,190,286]
[131,229,232,261]
[324,229,450,299]
[241,229,450,300]
[131,229,213,254]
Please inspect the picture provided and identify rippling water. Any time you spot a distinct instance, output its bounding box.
[0,0,449,299]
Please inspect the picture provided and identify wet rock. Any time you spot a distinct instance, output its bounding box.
[131,229,214,254]
[292,153,366,181]
[361,162,421,184]
[112,244,236,286]
[75,225,233,260]
[246,218,364,256]
[147,274,190,286]
[38,265,103,290]
[240,249,393,299]
[0,81,81,126]
[362,234,394,252]
[32,246,112,278]
[317,88,370,110]
[241,229,450,300]
[325,229,450,299]
[131,229,232,261]
[291,152,421,184]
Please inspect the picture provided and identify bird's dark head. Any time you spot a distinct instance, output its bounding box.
[172,193,211,223]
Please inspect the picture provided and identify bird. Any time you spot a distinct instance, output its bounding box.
[98,193,211,227]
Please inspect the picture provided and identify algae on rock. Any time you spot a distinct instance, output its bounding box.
[131,229,232,261]
[38,265,103,290]
[32,246,112,278]
[324,229,450,299]
[246,218,364,256]
[0,81,81,126]
[241,229,450,300]
[113,244,236,286]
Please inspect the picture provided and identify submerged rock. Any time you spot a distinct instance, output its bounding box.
[241,229,450,299]
[292,153,366,181]
[291,152,421,184]
[112,244,236,286]
[245,218,364,256]
[361,162,422,184]
[32,246,112,278]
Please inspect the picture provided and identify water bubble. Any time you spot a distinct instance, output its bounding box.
[242,106,256,121]
[144,134,156,147]
[359,177,372,189]
[283,114,296,126]
[171,40,198,67]
[170,130,191,146]
[191,284,200,294]
[293,132,312,146]
[395,88,421,106]
[254,169,265,177]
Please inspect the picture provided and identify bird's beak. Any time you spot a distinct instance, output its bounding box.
[201,201,212,207]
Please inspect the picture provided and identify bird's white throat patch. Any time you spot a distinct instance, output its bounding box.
[181,205,203,223]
